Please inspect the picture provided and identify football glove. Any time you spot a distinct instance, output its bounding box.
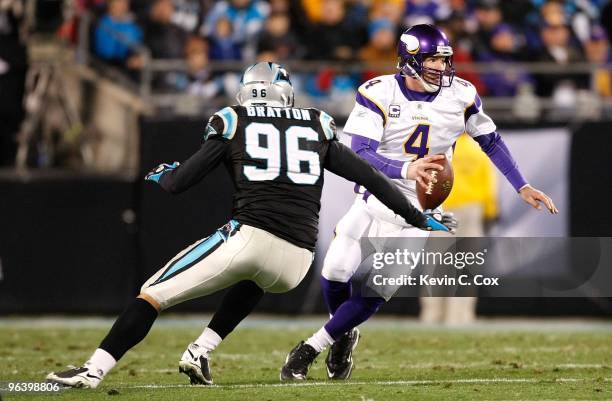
[420,209,457,234]
[145,162,180,183]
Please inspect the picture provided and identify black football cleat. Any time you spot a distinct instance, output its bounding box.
[179,343,213,385]
[280,341,320,381]
[325,328,360,380]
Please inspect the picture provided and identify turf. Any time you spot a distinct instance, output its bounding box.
[1,318,610,400]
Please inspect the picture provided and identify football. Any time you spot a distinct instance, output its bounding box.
[416,156,454,210]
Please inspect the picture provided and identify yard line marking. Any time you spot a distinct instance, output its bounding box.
[121,377,612,390]
[27,364,611,375]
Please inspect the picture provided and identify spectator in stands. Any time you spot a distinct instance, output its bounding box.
[369,0,404,27]
[359,19,397,79]
[208,17,242,60]
[182,37,222,99]
[437,18,487,95]
[474,24,532,96]
[170,0,203,34]
[201,0,270,60]
[472,0,504,58]
[58,0,107,44]
[534,21,587,97]
[144,0,187,59]
[269,0,290,14]
[302,0,362,60]
[496,0,532,27]
[256,12,302,61]
[403,0,449,27]
[584,25,611,97]
[525,0,588,55]
[137,0,189,90]
[299,0,324,24]
[0,0,27,167]
[93,0,143,66]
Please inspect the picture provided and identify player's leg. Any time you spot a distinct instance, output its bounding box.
[281,200,373,381]
[180,225,314,385]
[281,217,429,381]
[324,221,430,378]
[320,199,373,314]
[47,220,249,388]
[46,296,159,389]
[179,281,263,385]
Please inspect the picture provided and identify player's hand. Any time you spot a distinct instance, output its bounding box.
[419,209,457,234]
[145,162,180,183]
[405,155,445,190]
[519,185,558,214]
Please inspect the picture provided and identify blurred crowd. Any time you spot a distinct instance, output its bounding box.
[52,0,612,101]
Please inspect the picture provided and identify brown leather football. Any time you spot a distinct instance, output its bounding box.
[416,156,454,210]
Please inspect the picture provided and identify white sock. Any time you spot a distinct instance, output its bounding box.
[194,327,222,355]
[305,327,334,353]
[86,348,116,377]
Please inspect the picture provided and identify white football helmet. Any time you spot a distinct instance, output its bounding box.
[236,62,294,107]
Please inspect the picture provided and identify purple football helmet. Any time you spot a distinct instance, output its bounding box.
[397,24,455,92]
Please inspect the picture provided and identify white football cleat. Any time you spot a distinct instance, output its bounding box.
[179,343,213,385]
[46,364,103,388]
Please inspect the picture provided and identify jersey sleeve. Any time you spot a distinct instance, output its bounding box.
[203,106,238,142]
[343,79,388,141]
[158,139,229,194]
[463,89,497,138]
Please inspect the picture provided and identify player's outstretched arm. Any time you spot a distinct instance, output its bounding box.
[145,139,228,194]
[473,132,558,214]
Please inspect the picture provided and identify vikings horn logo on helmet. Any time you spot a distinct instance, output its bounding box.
[401,34,420,55]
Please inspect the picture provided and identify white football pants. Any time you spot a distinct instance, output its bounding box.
[322,195,429,285]
[141,220,313,310]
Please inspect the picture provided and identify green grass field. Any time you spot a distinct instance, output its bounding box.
[1,317,611,400]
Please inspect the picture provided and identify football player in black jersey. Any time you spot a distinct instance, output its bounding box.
[46,62,456,388]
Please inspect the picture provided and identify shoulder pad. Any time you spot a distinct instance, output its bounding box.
[205,106,238,141]
[452,77,478,106]
[356,75,395,126]
[318,110,337,141]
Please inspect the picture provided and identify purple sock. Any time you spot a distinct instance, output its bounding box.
[324,296,385,341]
[321,277,352,315]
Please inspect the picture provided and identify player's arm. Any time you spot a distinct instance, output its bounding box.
[325,140,456,232]
[344,87,412,180]
[145,111,233,194]
[145,139,228,194]
[351,134,444,189]
[465,93,558,214]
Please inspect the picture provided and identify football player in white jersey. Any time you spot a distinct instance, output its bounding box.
[281,24,558,381]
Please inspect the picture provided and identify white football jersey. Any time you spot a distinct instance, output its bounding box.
[343,73,496,201]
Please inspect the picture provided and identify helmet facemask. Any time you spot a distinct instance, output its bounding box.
[399,52,455,93]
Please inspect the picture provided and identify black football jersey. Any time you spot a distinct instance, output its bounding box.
[156,105,425,251]
[205,105,337,250]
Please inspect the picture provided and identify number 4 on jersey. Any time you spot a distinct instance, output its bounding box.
[404,124,430,159]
